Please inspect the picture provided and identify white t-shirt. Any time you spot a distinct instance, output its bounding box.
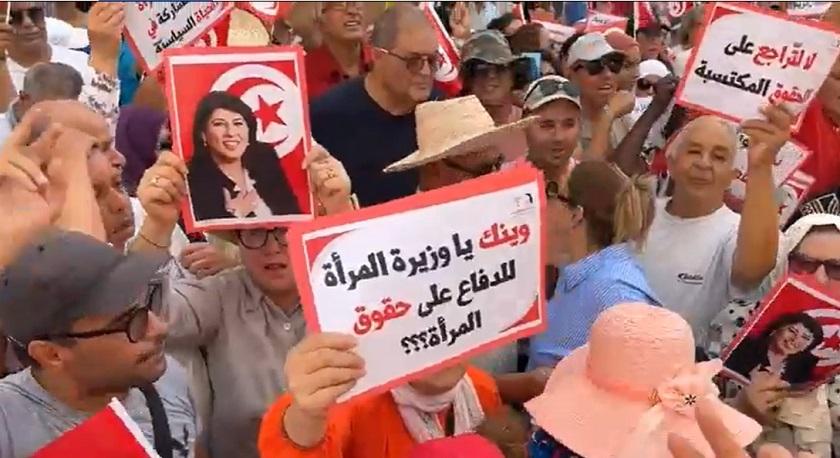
[638,199,764,344]
[7,44,93,90]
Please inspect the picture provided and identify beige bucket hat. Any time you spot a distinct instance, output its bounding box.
[384,95,535,173]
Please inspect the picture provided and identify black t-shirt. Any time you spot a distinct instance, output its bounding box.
[310,77,440,207]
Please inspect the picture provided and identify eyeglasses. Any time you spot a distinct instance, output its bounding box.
[524,77,580,108]
[237,227,289,250]
[322,1,361,12]
[637,79,656,91]
[442,156,503,178]
[376,47,442,73]
[466,61,511,80]
[545,180,575,206]
[788,251,840,281]
[573,54,624,76]
[8,7,45,27]
[30,280,164,345]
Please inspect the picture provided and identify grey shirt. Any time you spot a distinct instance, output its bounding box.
[163,265,306,458]
[0,357,197,458]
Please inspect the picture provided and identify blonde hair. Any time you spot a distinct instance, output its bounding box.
[613,173,656,249]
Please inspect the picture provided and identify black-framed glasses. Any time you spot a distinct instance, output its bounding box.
[8,6,45,26]
[465,61,512,80]
[29,280,164,345]
[637,79,656,91]
[376,47,442,73]
[524,77,580,107]
[322,1,362,12]
[574,53,624,76]
[237,227,289,250]
[442,156,503,178]
[546,180,575,206]
[788,251,840,281]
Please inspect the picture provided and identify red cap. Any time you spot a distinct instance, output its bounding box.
[408,434,504,458]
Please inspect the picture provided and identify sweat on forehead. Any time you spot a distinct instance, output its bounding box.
[667,115,738,158]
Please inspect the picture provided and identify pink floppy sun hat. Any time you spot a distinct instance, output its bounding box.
[525,303,761,458]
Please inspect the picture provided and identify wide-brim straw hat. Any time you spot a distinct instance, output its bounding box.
[384,95,535,173]
[525,303,761,458]
[227,8,270,46]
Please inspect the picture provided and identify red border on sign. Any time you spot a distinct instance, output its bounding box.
[124,2,235,73]
[673,1,840,133]
[287,164,548,402]
[162,45,314,233]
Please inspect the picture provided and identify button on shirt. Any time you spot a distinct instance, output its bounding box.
[162,265,306,458]
[528,244,660,368]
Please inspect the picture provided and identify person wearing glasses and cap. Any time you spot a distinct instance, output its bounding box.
[565,33,636,161]
[310,4,442,208]
[125,139,355,458]
[0,231,199,458]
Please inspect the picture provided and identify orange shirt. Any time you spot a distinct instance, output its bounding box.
[258,367,501,458]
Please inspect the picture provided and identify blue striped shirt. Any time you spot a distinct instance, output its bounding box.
[528,244,660,369]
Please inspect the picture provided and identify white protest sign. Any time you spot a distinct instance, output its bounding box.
[124,2,233,71]
[675,2,840,130]
[728,132,811,201]
[532,20,577,44]
[779,171,815,226]
[288,166,546,401]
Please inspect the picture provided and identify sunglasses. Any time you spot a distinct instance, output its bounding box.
[637,79,657,91]
[788,251,840,281]
[524,77,580,107]
[8,7,45,27]
[442,156,503,178]
[466,61,512,80]
[377,47,443,73]
[237,227,289,250]
[29,280,164,345]
[545,180,575,206]
[573,54,624,76]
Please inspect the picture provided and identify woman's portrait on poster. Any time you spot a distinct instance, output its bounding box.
[186,91,300,222]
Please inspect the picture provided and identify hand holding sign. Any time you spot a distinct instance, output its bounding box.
[651,75,679,114]
[304,141,353,214]
[137,150,187,229]
[88,3,125,65]
[741,103,794,170]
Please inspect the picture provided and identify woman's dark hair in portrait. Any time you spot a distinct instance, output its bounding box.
[726,312,824,385]
[188,91,299,221]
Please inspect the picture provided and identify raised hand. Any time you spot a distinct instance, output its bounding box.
[304,140,353,214]
[137,150,187,228]
[740,103,793,171]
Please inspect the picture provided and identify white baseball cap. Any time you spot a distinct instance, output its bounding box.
[567,33,618,66]
[638,59,671,79]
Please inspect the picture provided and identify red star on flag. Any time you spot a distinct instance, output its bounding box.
[253,95,285,134]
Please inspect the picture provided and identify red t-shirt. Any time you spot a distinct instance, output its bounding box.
[793,100,840,199]
[304,44,373,100]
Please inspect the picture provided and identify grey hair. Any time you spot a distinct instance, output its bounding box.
[370,3,429,50]
[22,62,83,101]
[666,115,738,159]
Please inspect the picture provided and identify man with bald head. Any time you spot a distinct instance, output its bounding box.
[0,62,84,143]
[637,108,792,345]
[33,99,132,250]
[310,3,441,206]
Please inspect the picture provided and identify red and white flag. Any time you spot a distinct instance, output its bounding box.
[420,2,462,98]
[33,399,158,457]
[577,10,629,34]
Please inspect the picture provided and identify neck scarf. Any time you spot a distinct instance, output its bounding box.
[390,373,485,444]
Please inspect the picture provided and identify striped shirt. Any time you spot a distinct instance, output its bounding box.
[528,243,660,369]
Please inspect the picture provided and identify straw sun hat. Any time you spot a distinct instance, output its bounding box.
[525,303,761,458]
[383,95,535,173]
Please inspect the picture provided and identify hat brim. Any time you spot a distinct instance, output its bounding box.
[524,347,761,458]
[384,116,536,173]
[465,54,529,66]
[86,251,170,317]
[526,94,581,113]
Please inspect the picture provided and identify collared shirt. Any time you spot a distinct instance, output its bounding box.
[305,43,373,100]
[528,244,660,368]
[162,265,306,458]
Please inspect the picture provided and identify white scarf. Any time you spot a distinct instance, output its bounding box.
[390,374,485,444]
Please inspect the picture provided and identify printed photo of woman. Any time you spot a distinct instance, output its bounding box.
[725,312,824,385]
[187,91,300,222]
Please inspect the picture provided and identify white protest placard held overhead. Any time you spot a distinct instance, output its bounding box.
[288,166,547,402]
[728,131,811,201]
[124,2,234,72]
[675,2,840,130]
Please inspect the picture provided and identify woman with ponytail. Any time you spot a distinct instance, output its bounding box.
[528,160,661,370]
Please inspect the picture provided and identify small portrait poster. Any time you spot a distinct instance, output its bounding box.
[163,46,313,233]
[723,276,840,389]
[287,165,547,402]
